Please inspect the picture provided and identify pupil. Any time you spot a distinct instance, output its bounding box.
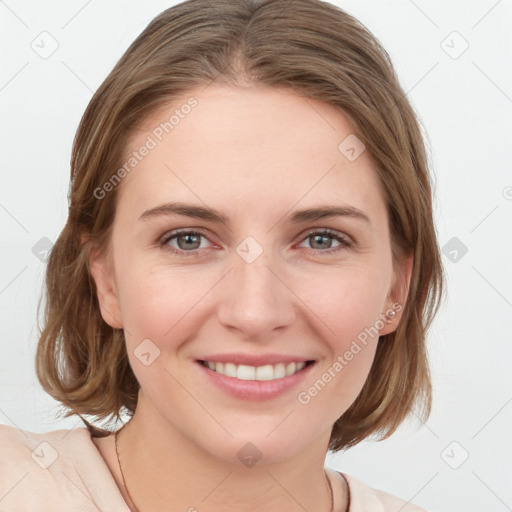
[313,235,330,249]
[180,234,199,250]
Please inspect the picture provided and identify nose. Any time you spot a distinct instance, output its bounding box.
[216,246,297,342]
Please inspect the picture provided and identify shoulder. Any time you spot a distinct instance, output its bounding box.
[0,421,93,468]
[372,487,428,512]
[0,422,83,476]
[0,422,125,511]
[339,471,429,512]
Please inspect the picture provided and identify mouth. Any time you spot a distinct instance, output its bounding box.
[197,360,315,381]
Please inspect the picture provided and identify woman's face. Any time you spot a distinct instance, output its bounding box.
[91,84,411,464]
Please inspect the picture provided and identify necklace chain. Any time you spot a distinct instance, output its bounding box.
[115,424,139,512]
[114,425,334,512]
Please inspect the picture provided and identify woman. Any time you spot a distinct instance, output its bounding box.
[0,0,444,510]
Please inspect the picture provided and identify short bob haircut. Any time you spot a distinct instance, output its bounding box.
[36,0,445,451]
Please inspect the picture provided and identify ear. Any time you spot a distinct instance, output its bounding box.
[82,234,124,329]
[378,250,414,336]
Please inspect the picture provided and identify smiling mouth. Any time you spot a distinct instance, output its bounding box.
[198,360,315,381]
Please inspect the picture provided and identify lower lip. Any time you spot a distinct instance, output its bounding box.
[196,361,315,401]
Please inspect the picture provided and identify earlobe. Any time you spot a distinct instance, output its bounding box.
[379,251,414,336]
[85,237,124,330]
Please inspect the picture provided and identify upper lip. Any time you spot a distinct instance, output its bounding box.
[198,353,315,366]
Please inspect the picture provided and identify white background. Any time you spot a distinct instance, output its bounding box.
[1,1,511,511]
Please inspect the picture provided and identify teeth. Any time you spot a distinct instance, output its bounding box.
[286,362,296,376]
[273,363,286,379]
[203,360,309,381]
[255,365,273,381]
[224,362,237,378]
[237,364,255,380]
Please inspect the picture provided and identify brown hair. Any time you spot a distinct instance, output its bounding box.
[35,0,445,450]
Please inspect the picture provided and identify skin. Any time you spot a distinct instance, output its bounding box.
[89,84,413,512]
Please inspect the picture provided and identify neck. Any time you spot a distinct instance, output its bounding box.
[116,395,335,512]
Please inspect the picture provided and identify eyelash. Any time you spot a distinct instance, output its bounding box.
[157,228,353,257]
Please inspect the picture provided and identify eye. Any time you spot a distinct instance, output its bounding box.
[159,229,210,256]
[158,228,353,257]
[296,229,353,255]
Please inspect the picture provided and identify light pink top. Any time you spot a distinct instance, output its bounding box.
[0,423,427,511]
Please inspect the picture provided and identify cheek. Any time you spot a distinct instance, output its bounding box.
[113,245,231,361]
[293,265,389,414]
[296,339,378,428]
[117,266,209,340]
[116,265,212,402]
[296,261,390,344]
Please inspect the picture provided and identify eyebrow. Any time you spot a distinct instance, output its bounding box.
[138,202,371,224]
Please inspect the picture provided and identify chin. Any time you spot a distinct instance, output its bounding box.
[192,421,319,467]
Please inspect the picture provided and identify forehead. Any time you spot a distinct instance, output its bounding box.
[116,84,386,226]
